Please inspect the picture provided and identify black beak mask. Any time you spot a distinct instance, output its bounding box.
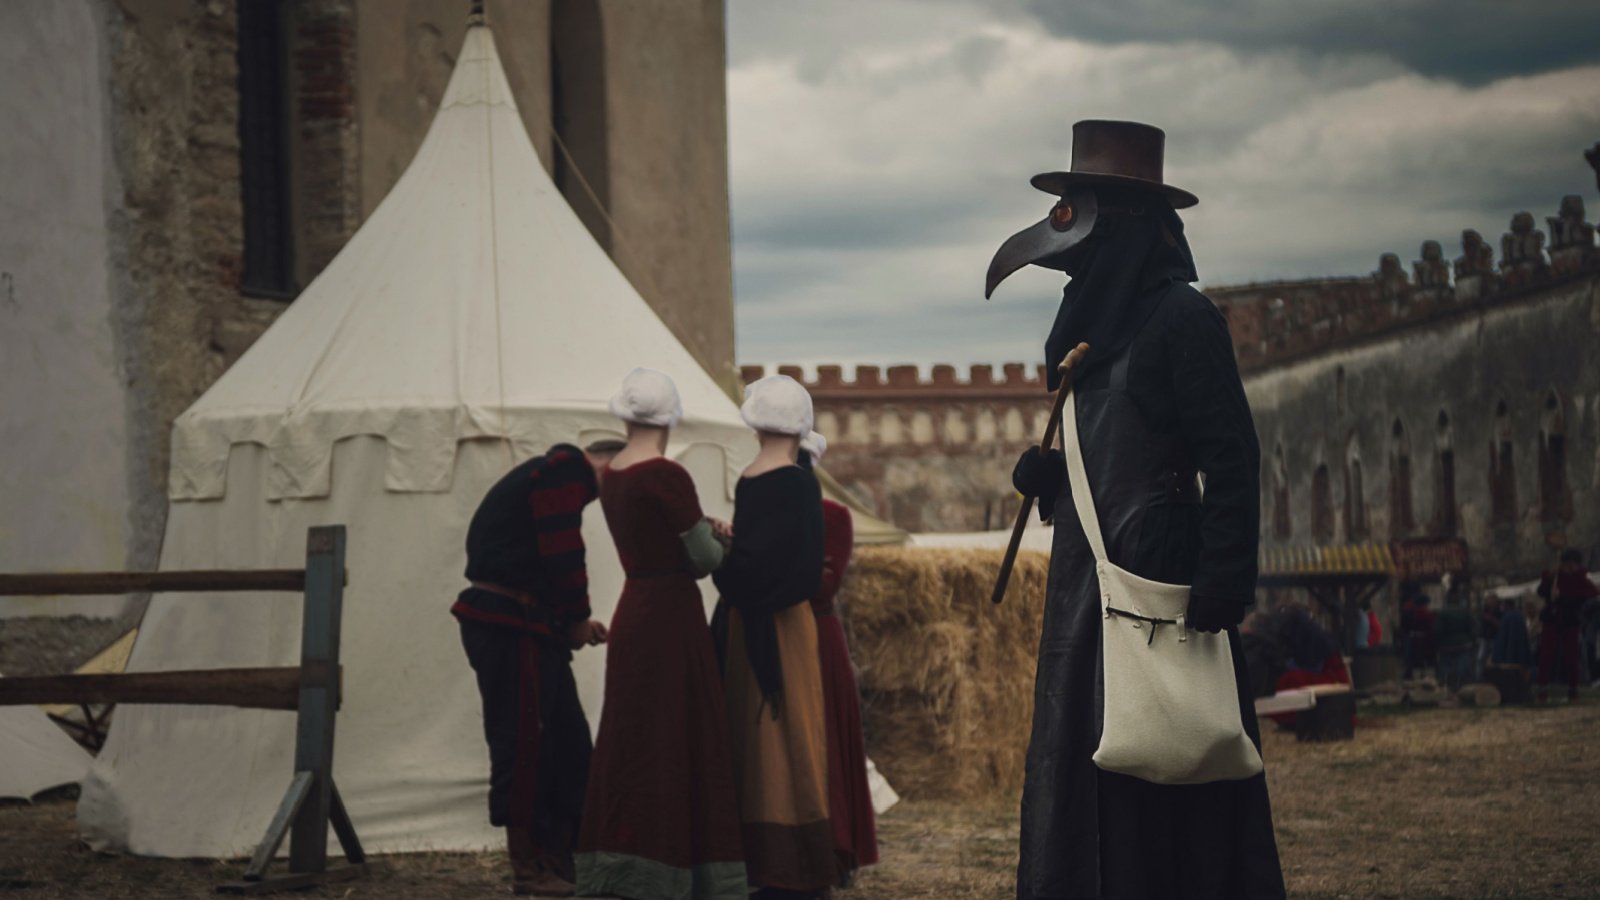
[984,188,1100,299]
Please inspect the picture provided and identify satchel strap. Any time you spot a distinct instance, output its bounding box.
[1062,388,1110,564]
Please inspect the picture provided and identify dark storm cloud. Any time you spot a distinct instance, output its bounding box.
[1020,0,1600,83]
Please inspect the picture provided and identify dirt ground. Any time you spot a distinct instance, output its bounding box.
[3,701,1597,899]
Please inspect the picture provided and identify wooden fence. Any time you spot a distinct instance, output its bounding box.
[0,525,364,895]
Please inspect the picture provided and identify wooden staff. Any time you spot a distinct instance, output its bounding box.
[991,341,1090,605]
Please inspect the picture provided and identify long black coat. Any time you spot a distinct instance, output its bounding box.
[1017,281,1286,900]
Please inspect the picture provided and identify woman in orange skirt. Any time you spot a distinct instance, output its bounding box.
[711,375,833,898]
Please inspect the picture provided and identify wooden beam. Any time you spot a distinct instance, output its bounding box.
[328,781,366,864]
[245,772,314,880]
[0,570,306,597]
[0,667,317,711]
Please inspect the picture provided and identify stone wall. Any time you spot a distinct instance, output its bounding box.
[1235,196,1600,582]
[739,363,1054,532]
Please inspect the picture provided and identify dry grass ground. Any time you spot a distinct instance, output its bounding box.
[3,702,1597,899]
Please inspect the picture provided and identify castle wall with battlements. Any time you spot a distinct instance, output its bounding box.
[1235,190,1600,581]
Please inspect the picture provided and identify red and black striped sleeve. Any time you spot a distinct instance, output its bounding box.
[528,446,597,624]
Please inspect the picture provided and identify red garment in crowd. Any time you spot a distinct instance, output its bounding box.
[1366,610,1382,647]
[1537,625,1582,693]
[1535,568,1596,695]
[810,499,879,876]
[1267,654,1351,727]
[576,459,746,898]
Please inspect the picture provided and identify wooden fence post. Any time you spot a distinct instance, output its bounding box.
[288,525,345,873]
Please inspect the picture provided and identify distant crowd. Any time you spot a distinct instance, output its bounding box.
[1399,548,1600,702]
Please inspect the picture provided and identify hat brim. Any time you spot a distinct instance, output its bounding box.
[1029,171,1198,210]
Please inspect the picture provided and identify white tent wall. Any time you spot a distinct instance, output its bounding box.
[79,24,760,857]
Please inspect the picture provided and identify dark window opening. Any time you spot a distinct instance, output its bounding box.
[1312,464,1334,543]
[1390,455,1413,537]
[1272,443,1291,539]
[1434,449,1457,536]
[238,0,296,299]
[1489,400,1516,526]
[1539,391,1571,523]
[1389,418,1414,536]
[1344,457,1368,541]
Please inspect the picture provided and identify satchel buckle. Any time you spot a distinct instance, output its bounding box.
[1177,614,1188,643]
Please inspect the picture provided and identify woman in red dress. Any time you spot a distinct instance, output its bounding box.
[799,431,879,883]
[576,369,746,900]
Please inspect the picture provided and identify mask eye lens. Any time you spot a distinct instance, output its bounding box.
[1050,201,1076,231]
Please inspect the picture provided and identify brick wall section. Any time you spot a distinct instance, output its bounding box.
[739,363,1054,532]
[292,0,361,283]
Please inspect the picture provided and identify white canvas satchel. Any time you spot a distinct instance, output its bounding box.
[1062,389,1264,785]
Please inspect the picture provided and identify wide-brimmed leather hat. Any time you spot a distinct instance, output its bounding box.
[1029,120,1197,209]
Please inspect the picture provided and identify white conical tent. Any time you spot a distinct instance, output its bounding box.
[79,25,756,857]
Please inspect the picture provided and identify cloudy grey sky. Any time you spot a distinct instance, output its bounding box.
[725,1,1600,372]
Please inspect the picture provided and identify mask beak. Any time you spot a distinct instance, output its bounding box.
[984,188,1098,299]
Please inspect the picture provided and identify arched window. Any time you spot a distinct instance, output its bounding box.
[1389,418,1414,536]
[1433,410,1457,536]
[1344,432,1368,541]
[1539,389,1571,523]
[1312,464,1334,543]
[1272,443,1292,539]
[1489,399,1517,526]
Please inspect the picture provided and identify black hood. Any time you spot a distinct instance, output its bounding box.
[1043,198,1197,390]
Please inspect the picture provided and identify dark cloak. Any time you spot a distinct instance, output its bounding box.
[1017,202,1285,900]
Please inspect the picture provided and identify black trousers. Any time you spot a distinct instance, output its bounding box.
[459,617,592,855]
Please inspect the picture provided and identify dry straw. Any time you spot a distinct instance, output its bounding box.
[839,546,1051,801]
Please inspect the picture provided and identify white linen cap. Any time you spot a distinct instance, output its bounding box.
[800,430,828,461]
[740,374,814,436]
[608,367,683,427]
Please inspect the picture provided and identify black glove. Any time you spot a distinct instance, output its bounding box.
[1012,445,1065,521]
[1186,593,1245,634]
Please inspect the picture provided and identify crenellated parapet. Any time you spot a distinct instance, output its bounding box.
[739,361,1048,400]
[1213,193,1598,374]
[737,362,1052,457]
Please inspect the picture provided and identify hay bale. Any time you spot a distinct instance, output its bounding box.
[839,546,1051,801]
